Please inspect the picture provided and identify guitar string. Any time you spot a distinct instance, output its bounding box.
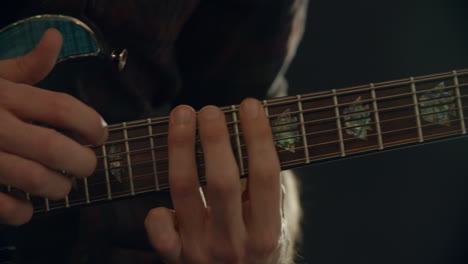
[5,71,468,209]
[1,104,461,199]
[2,107,466,198]
[22,101,468,210]
[91,89,468,153]
[102,80,468,134]
[91,101,468,160]
[20,116,468,211]
[27,105,468,210]
[32,128,465,212]
[106,69,468,129]
[91,105,466,167]
[67,115,468,191]
[100,87,464,140]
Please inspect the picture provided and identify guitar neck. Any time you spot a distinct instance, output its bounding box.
[2,69,468,214]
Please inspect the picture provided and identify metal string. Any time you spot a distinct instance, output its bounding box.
[9,69,468,212]
[101,76,468,133]
[90,92,467,152]
[5,97,468,210]
[30,105,468,211]
[81,115,468,191]
[91,107,466,169]
[91,102,468,160]
[34,127,467,213]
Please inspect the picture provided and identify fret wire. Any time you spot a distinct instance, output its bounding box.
[246,74,468,114]
[28,69,468,212]
[113,126,466,188]
[101,144,112,200]
[453,70,466,134]
[263,100,269,114]
[147,118,160,191]
[65,195,69,208]
[92,91,467,151]
[410,77,424,142]
[83,177,90,204]
[53,189,155,210]
[123,122,135,195]
[91,116,468,179]
[45,198,50,211]
[102,80,468,135]
[296,95,310,163]
[323,73,467,99]
[92,103,468,165]
[370,83,384,150]
[332,89,346,157]
[39,127,467,211]
[26,192,30,201]
[326,82,464,110]
[277,91,457,126]
[231,105,245,175]
[7,185,11,192]
[254,81,466,118]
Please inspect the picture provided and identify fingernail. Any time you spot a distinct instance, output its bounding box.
[243,98,259,119]
[172,106,193,125]
[100,117,108,128]
[98,116,109,145]
[200,105,221,121]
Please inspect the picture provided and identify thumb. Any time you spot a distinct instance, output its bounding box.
[0,28,63,85]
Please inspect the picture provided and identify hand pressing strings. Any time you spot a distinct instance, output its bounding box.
[145,101,289,264]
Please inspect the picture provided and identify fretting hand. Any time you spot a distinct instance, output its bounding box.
[0,29,108,225]
[145,101,287,264]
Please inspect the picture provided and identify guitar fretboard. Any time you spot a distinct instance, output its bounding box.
[2,69,468,213]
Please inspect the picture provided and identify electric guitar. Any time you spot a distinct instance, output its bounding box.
[0,14,467,215]
[0,14,467,263]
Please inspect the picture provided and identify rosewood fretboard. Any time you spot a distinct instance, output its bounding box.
[2,69,468,213]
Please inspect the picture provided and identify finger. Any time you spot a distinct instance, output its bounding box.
[239,98,282,232]
[0,192,33,226]
[0,28,62,85]
[0,78,108,145]
[198,106,245,238]
[0,151,72,200]
[0,110,97,178]
[145,207,181,263]
[168,105,205,239]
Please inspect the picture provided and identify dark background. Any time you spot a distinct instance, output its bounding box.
[286,1,468,263]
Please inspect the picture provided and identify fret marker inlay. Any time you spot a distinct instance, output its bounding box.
[271,108,301,153]
[419,81,457,126]
[342,96,372,140]
[108,144,124,183]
